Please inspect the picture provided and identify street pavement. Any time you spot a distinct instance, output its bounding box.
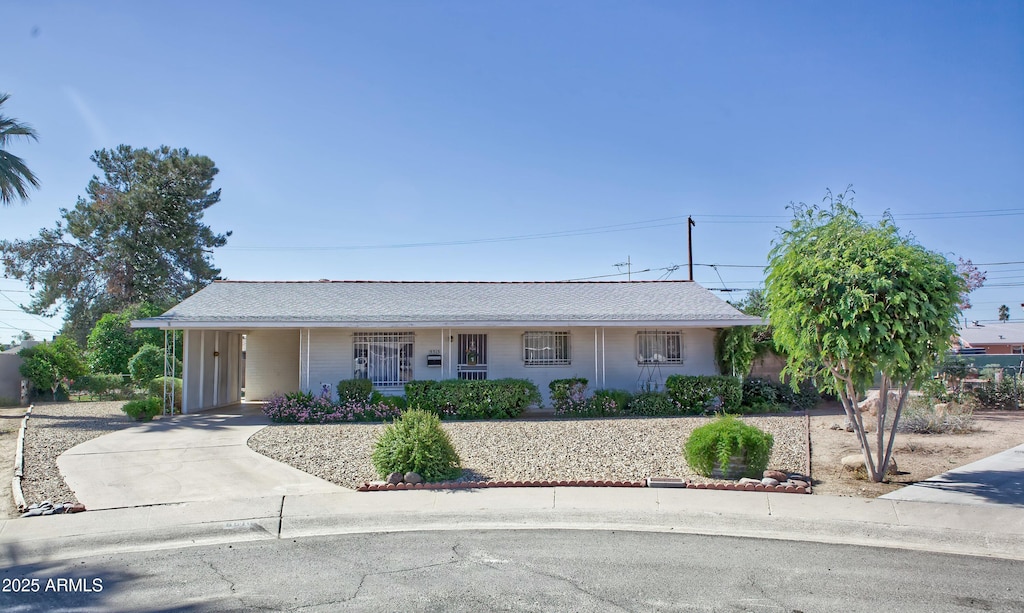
[1,403,1023,568]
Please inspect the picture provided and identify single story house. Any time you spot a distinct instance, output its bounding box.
[957,322,1024,355]
[132,280,762,414]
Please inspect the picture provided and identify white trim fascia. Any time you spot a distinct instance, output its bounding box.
[132,318,765,330]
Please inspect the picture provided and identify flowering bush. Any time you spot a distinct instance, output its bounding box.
[262,387,403,424]
[549,378,589,414]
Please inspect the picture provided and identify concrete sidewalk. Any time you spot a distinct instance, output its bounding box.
[2,487,1023,565]
[880,443,1024,507]
[56,404,344,509]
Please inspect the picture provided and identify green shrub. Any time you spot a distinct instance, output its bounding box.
[404,379,540,419]
[128,344,181,385]
[628,391,679,416]
[121,397,163,421]
[548,378,589,413]
[665,375,742,414]
[371,409,462,482]
[73,373,132,399]
[683,416,774,479]
[337,378,374,404]
[740,378,820,413]
[147,377,183,411]
[972,376,1023,410]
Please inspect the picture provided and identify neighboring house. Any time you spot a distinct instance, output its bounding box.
[957,322,1024,355]
[132,280,761,414]
[0,340,41,404]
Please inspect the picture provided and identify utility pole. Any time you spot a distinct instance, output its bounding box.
[687,216,696,281]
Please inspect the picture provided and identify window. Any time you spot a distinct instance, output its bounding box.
[637,331,682,364]
[352,332,414,387]
[1013,346,1023,355]
[523,331,571,366]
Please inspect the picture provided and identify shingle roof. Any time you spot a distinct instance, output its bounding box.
[133,280,762,329]
[959,323,1024,346]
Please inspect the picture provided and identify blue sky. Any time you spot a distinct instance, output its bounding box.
[2,1,1023,341]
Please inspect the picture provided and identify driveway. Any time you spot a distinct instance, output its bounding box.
[881,442,1024,508]
[57,404,345,510]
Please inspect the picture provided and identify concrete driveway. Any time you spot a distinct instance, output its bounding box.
[881,442,1024,508]
[57,404,345,510]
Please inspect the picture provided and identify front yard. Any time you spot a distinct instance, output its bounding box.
[246,414,808,490]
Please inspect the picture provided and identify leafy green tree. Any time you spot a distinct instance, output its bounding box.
[765,191,963,482]
[998,304,1010,322]
[87,303,168,374]
[19,336,88,398]
[0,145,231,342]
[0,92,39,206]
[128,343,181,385]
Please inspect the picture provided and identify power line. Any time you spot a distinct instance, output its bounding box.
[218,208,1024,252]
[0,291,58,331]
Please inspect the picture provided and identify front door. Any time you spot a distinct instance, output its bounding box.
[457,334,487,380]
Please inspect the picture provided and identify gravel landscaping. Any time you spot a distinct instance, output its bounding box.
[19,401,135,507]
[247,414,809,490]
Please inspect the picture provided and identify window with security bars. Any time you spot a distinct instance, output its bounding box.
[523,331,571,366]
[352,332,414,387]
[636,331,682,364]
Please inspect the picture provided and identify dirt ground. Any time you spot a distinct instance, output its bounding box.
[808,404,1024,497]
[0,406,26,518]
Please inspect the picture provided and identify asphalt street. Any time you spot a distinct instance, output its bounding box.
[3,529,1022,612]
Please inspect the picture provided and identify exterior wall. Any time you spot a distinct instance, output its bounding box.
[298,326,721,406]
[243,329,299,401]
[182,330,244,413]
[0,353,24,404]
[970,343,1024,356]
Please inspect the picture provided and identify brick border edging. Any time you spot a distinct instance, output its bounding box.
[11,405,32,512]
[357,479,811,494]
[358,479,646,491]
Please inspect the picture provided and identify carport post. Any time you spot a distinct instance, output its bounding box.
[163,329,177,416]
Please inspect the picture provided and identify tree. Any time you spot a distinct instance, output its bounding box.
[956,257,986,310]
[0,92,40,205]
[764,191,964,482]
[999,304,1010,322]
[128,343,180,385]
[87,303,168,374]
[19,336,88,398]
[0,145,231,342]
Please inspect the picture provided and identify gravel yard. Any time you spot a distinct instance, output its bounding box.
[19,401,135,508]
[247,414,809,490]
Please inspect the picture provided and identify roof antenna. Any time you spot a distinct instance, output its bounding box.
[614,256,632,281]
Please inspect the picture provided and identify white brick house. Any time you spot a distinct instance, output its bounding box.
[133,280,761,413]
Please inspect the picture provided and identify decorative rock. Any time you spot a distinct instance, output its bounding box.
[404,472,423,484]
[841,454,866,470]
[738,478,761,486]
[841,454,898,475]
[386,472,404,485]
[761,477,779,486]
[788,479,810,489]
[763,470,788,482]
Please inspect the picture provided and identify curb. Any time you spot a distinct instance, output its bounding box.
[358,479,647,491]
[11,404,33,512]
[356,478,811,493]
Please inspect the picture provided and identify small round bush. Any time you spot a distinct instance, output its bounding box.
[122,397,163,421]
[372,409,461,482]
[129,344,181,385]
[684,416,773,479]
[629,391,678,416]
